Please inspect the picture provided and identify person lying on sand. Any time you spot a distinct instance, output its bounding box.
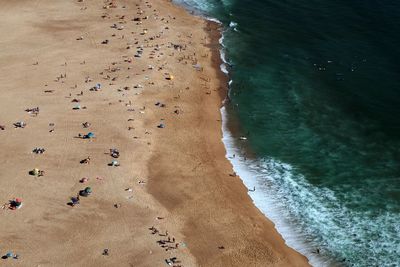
[32,147,45,154]
[13,121,26,128]
[165,257,180,266]
[110,148,119,158]
[80,156,91,164]
[82,122,91,128]
[25,107,39,116]
[77,132,95,139]
[29,168,45,176]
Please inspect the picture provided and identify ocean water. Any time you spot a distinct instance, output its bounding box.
[174,0,400,266]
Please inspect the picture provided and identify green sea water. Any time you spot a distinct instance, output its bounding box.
[175,0,400,265]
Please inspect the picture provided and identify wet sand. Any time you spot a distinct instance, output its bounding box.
[0,0,309,266]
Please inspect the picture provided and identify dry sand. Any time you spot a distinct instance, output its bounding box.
[0,0,310,266]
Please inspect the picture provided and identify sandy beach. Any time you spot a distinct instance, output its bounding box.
[0,0,309,266]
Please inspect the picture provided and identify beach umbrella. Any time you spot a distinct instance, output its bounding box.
[85,187,92,193]
[15,198,22,203]
[87,132,95,138]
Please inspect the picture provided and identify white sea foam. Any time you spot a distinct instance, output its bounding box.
[221,107,329,266]
[204,16,222,24]
[229,21,238,31]
[220,64,228,74]
[215,32,230,75]
[173,0,216,15]
[219,44,229,74]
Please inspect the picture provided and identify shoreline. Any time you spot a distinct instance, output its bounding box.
[170,2,320,265]
[0,0,309,266]
[148,1,311,266]
[193,6,328,266]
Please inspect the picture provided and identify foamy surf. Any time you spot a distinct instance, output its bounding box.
[221,106,330,267]
[220,104,400,266]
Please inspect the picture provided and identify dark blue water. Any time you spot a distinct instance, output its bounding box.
[175,0,400,266]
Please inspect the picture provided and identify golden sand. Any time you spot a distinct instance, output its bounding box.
[0,0,309,266]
